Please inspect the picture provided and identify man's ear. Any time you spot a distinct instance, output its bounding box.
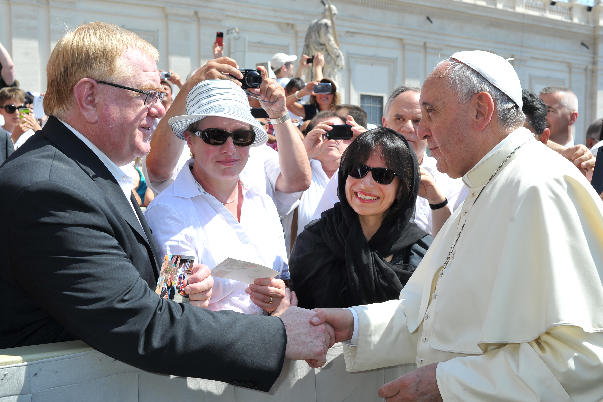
[539,127,550,145]
[569,111,578,126]
[382,116,388,128]
[72,78,99,123]
[472,91,494,130]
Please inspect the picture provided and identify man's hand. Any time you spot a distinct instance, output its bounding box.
[212,40,223,58]
[559,144,595,181]
[165,70,184,88]
[185,264,213,308]
[280,306,333,361]
[378,363,442,402]
[344,115,367,140]
[418,167,445,205]
[11,112,41,143]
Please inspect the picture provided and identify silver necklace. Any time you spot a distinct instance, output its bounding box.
[441,143,524,271]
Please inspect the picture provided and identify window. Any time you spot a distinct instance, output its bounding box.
[360,94,383,127]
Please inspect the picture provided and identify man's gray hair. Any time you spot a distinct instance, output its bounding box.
[384,86,420,116]
[441,59,525,131]
[539,86,578,113]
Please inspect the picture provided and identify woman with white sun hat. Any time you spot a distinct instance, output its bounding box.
[145,77,293,315]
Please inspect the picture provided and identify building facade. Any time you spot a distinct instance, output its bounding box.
[1,0,601,142]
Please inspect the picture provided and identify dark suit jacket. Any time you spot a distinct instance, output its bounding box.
[0,117,286,391]
[0,130,13,165]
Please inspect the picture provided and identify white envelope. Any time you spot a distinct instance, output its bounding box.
[211,257,278,284]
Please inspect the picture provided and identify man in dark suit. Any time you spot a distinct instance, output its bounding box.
[0,22,331,392]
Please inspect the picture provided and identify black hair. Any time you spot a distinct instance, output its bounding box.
[285,77,305,95]
[337,127,419,222]
[336,104,368,128]
[521,89,547,135]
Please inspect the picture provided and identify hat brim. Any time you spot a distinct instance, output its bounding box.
[168,108,268,147]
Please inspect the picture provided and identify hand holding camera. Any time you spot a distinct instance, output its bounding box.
[254,66,287,117]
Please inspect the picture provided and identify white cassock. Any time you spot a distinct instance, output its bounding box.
[343,128,603,401]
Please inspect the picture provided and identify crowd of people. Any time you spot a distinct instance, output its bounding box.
[0,21,602,401]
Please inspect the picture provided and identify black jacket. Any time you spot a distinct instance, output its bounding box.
[0,117,285,391]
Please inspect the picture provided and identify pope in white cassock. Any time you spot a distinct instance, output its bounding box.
[311,50,603,401]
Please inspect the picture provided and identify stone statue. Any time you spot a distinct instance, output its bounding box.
[302,4,344,84]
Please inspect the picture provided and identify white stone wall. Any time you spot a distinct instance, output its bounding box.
[1,0,601,142]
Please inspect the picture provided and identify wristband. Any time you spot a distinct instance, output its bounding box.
[429,198,448,210]
[270,114,291,125]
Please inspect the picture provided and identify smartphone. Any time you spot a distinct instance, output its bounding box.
[216,31,223,47]
[307,56,314,64]
[18,108,31,119]
[313,82,332,94]
[326,124,353,140]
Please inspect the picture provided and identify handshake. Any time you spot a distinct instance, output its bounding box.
[279,306,354,367]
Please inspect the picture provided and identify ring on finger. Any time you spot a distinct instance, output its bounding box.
[268,296,273,304]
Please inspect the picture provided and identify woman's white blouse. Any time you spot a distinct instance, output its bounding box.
[145,159,289,315]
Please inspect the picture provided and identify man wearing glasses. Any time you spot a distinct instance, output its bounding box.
[0,22,332,392]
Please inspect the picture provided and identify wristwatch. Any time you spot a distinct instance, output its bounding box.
[295,90,304,100]
[270,114,291,125]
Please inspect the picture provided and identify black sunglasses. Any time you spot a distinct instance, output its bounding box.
[2,104,25,114]
[348,164,397,185]
[192,128,256,147]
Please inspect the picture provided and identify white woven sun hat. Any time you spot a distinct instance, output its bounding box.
[168,79,268,147]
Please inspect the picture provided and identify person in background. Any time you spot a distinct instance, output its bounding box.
[286,76,339,126]
[282,111,350,254]
[524,89,595,180]
[585,117,603,156]
[539,86,578,147]
[290,127,432,309]
[270,52,297,87]
[336,104,368,129]
[0,41,16,90]
[284,78,305,126]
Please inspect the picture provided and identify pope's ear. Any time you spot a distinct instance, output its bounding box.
[569,111,578,126]
[473,91,494,130]
[72,78,99,123]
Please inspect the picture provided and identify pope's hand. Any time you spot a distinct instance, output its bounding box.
[378,363,442,402]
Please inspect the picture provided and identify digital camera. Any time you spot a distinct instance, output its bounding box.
[313,82,332,94]
[237,69,262,90]
[160,71,171,80]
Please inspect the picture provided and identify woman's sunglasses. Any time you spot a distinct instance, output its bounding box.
[192,128,255,147]
[348,164,397,185]
[2,104,25,114]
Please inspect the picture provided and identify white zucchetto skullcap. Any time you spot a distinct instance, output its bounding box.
[450,50,523,109]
